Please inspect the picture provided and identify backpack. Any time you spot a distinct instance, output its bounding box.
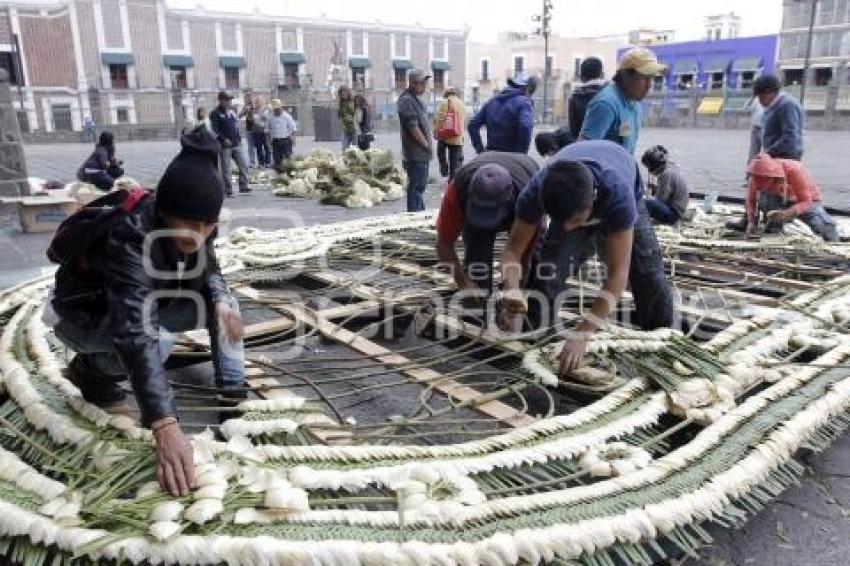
[47,188,151,267]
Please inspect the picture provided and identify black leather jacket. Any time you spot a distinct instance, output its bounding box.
[52,199,230,427]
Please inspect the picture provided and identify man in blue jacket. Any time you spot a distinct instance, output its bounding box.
[468,75,536,154]
[755,75,804,161]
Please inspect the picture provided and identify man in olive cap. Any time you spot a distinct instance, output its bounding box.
[397,68,434,212]
[580,47,666,155]
[209,90,251,196]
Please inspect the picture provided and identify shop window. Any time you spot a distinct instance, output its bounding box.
[224,66,240,89]
[676,74,694,90]
[740,71,756,89]
[814,67,833,86]
[433,69,445,92]
[170,66,187,89]
[284,63,300,89]
[110,64,129,89]
[351,67,366,90]
[711,72,724,90]
[117,107,129,123]
[51,104,73,131]
[783,68,804,86]
[395,67,407,90]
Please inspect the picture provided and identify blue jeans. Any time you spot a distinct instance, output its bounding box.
[53,295,245,388]
[220,145,249,193]
[644,198,680,225]
[252,131,270,166]
[404,160,430,212]
[342,131,357,151]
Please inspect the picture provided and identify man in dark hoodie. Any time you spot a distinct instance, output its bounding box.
[468,74,536,154]
[567,57,607,139]
[46,128,245,497]
[755,75,804,161]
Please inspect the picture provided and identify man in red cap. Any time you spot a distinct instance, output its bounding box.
[436,152,540,294]
[744,153,838,241]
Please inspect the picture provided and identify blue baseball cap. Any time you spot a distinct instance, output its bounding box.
[465,164,514,230]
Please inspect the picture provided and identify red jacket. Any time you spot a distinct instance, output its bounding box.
[747,159,823,219]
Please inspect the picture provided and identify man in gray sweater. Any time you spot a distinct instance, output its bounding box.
[755,75,804,161]
[641,145,689,225]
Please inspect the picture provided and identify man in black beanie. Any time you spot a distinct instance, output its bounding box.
[46,127,245,497]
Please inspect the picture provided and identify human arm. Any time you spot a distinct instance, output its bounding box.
[467,104,487,154]
[398,97,430,150]
[435,183,474,290]
[517,100,534,153]
[567,95,581,139]
[763,104,803,159]
[578,99,616,142]
[745,178,759,233]
[785,164,816,216]
[498,218,538,329]
[558,228,633,374]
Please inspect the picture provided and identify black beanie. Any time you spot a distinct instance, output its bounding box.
[155,128,224,222]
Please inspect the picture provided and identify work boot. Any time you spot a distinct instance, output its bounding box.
[65,355,130,413]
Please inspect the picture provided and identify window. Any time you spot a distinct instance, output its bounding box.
[817,0,838,25]
[783,68,804,86]
[0,52,24,86]
[170,66,187,89]
[714,29,721,41]
[433,69,445,92]
[740,71,756,89]
[394,67,407,90]
[109,64,128,89]
[224,66,239,89]
[784,0,812,28]
[513,56,524,75]
[677,74,694,90]
[116,107,130,123]
[50,104,72,131]
[652,75,665,91]
[284,63,300,89]
[471,86,480,105]
[710,72,724,90]
[480,60,489,82]
[814,67,833,86]
[351,66,366,90]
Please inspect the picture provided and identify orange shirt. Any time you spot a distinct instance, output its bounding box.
[746,159,823,219]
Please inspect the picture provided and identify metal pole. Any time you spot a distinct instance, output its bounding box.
[800,0,818,105]
[543,8,549,124]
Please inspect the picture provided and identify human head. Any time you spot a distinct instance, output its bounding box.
[338,86,352,101]
[97,130,114,149]
[196,107,206,122]
[753,75,781,108]
[580,57,604,82]
[217,90,233,108]
[615,47,666,101]
[540,160,596,231]
[443,87,459,99]
[408,68,430,96]
[641,145,669,175]
[271,98,283,115]
[747,153,785,190]
[465,164,514,230]
[156,128,225,254]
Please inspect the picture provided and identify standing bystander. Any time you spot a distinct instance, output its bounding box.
[397,69,433,212]
[210,91,250,196]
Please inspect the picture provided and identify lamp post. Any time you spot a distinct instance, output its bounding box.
[532,0,553,124]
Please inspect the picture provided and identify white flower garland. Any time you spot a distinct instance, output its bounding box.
[578,442,653,478]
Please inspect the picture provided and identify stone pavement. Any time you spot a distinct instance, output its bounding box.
[3,128,850,564]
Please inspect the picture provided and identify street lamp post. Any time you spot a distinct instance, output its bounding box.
[800,0,818,105]
[533,0,553,124]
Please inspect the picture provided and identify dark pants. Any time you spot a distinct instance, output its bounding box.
[758,192,839,241]
[527,200,675,331]
[404,160,430,212]
[82,164,124,192]
[272,137,293,169]
[53,296,244,389]
[645,198,680,225]
[462,226,500,292]
[437,141,464,179]
[252,131,270,167]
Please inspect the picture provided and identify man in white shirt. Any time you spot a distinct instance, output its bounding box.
[265,98,298,170]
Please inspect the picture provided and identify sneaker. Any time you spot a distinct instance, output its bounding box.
[65,355,128,410]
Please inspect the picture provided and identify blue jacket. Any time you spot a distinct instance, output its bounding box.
[468,87,533,154]
[209,105,241,147]
[762,92,804,160]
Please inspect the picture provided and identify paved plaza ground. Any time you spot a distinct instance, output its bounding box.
[2,127,850,565]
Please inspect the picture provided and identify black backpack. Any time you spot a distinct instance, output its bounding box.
[47,188,151,268]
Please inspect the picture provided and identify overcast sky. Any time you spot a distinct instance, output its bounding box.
[169,0,783,43]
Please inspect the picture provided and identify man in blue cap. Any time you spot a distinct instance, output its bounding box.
[467,74,537,155]
[436,152,540,293]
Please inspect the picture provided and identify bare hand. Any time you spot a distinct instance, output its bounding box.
[215,301,244,343]
[153,421,195,497]
[558,336,588,376]
[744,222,757,237]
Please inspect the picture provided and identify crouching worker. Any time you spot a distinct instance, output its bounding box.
[436,152,540,298]
[744,153,838,241]
[45,128,245,496]
[641,145,689,225]
[77,131,124,191]
[500,140,675,374]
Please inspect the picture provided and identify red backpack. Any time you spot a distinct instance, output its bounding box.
[47,188,151,267]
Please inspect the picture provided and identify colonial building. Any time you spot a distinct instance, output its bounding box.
[0,0,467,138]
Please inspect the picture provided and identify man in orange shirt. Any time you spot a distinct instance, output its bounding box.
[745,153,838,241]
[436,152,540,294]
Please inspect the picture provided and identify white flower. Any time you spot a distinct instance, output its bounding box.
[184,498,223,525]
[150,501,184,523]
[233,508,274,525]
[579,442,653,478]
[264,487,309,512]
[148,521,181,542]
[194,484,227,500]
[667,378,736,425]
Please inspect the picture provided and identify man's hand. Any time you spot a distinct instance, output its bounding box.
[498,296,526,332]
[558,335,589,376]
[767,208,796,223]
[215,301,244,344]
[153,420,195,497]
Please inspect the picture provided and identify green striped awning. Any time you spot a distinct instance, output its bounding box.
[392,59,413,70]
[101,52,134,66]
[219,56,246,69]
[703,58,730,73]
[348,57,371,69]
[280,52,306,64]
[162,54,193,68]
[672,60,698,74]
[431,60,451,71]
[732,57,763,72]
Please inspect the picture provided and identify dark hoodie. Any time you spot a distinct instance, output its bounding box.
[468,87,534,154]
[567,78,608,139]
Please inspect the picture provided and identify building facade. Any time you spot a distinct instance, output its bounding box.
[0,0,467,139]
[776,0,850,113]
[466,32,620,121]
